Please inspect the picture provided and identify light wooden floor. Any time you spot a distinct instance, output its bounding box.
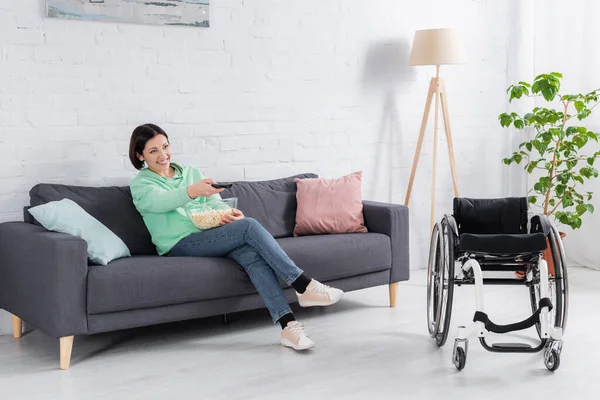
[1,267,599,400]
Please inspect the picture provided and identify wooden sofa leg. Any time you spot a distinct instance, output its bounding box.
[389,283,398,307]
[12,315,22,339]
[60,336,74,370]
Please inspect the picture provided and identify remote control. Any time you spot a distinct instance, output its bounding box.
[211,182,233,189]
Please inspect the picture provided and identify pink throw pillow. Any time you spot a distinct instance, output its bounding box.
[293,171,368,236]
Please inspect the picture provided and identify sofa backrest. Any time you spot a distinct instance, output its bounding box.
[28,173,317,255]
[221,173,317,238]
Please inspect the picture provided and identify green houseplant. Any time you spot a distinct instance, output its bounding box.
[499,72,600,230]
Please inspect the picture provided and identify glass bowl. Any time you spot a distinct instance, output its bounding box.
[185,197,238,230]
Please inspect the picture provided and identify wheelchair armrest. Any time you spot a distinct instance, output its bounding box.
[444,214,459,237]
[530,214,553,236]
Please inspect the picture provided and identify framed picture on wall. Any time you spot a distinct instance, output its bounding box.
[46,0,210,27]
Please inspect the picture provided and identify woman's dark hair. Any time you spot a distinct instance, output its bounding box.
[129,124,169,170]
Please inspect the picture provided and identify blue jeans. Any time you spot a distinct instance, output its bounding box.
[167,218,304,323]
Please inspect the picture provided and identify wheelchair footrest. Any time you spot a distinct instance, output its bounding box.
[473,297,553,334]
[480,337,546,353]
[491,343,532,350]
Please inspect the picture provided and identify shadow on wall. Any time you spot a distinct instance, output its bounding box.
[360,39,416,203]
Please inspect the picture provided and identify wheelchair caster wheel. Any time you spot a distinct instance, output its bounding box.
[453,339,468,371]
[544,340,562,371]
[545,349,560,371]
[453,347,466,371]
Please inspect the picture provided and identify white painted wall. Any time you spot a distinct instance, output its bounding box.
[0,0,513,334]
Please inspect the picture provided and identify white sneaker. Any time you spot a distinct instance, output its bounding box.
[280,321,315,351]
[296,279,344,307]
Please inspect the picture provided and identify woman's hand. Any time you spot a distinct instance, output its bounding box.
[187,178,224,199]
[220,209,245,226]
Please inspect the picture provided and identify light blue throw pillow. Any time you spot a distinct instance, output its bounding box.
[28,198,131,265]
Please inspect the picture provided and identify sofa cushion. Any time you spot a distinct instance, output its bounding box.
[87,256,254,314]
[28,198,131,265]
[29,184,155,255]
[87,232,391,314]
[276,233,391,279]
[293,171,368,236]
[220,173,318,238]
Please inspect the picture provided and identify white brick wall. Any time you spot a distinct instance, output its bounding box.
[0,0,514,334]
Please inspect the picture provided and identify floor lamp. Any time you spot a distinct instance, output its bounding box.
[405,28,467,231]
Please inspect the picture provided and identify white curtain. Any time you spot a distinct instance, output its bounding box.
[510,0,600,269]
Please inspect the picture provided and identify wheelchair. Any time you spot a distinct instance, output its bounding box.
[427,197,568,371]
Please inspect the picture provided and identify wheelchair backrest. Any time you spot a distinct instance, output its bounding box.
[453,197,528,234]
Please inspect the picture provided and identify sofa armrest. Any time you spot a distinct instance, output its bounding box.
[363,201,410,283]
[0,222,89,338]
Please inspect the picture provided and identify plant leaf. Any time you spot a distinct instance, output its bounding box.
[578,108,592,120]
[532,80,542,95]
[580,167,592,178]
[588,157,596,166]
[533,182,546,194]
[514,119,524,130]
[563,196,574,208]
[566,159,578,169]
[542,86,557,101]
[566,126,578,136]
[499,113,513,127]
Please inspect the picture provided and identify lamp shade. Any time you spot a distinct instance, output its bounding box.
[408,28,467,66]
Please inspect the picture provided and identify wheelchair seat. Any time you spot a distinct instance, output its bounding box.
[458,232,547,254]
[453,197,547,254]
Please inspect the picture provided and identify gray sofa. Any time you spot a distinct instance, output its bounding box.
[0,173,409,369]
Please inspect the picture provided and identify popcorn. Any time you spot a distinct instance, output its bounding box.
[185,197,238,230]
[189,208,234,230]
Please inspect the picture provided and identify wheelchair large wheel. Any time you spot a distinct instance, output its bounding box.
[427,223,443,337]
[435,217,456,347]
[529,226,569,337]
[552,226,569,330]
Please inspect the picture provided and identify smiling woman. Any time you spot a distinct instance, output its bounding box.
[128,123,346,351]
[129,124,172,174]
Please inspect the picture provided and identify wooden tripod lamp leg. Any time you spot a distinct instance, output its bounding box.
[393,77,436,307]
[439,78,460,197]
[404,78,436,206]
[430,66,441,232]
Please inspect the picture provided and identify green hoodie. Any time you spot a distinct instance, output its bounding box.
[130,163,222,255]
